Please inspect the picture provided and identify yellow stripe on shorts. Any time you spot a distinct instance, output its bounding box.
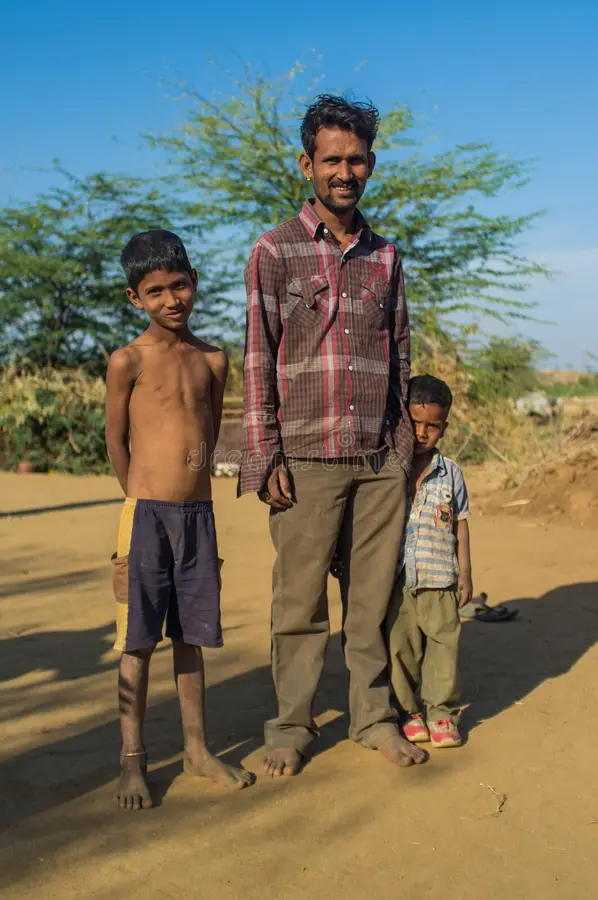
[117,497,137,557]
[113,498,137,652]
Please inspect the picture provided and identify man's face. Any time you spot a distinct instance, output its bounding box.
[301,127,375,215]
[409,403,449,455]
[127,268,197,330]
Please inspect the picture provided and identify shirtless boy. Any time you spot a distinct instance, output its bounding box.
[105,229,253,810]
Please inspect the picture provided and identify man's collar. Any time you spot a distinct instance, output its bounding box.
[299,198,372,244]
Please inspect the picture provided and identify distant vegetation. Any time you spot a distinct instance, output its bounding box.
[541,372,598,399]
[2,56,587,474]
[0,335,550,472]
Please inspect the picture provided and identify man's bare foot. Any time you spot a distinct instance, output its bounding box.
[378,733,428,767]
[116,754,153,811]
[262,747,303,777]
[184,750,255,790]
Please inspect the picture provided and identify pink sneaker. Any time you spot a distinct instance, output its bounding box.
[401,714,430,743]
[428,719,462,748]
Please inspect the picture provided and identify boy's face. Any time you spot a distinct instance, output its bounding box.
[409,402,449,455]
[127,268,197,330]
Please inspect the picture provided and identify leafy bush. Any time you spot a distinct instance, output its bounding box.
[466,337,543,403]
[0,333,559,475]
[0,364,109,473]
[0,357,246,474]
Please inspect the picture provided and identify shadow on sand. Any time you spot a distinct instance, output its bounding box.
[460,581,598,728]
[0,581,596,884]
[0,498,122,519]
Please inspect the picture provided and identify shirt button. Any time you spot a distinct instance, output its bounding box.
[323,228,329,235]
[341,291,347,298]
[348,365,353,371]
[379,303,384,309]
[344,328,350,335]
[349,404,355,411]
[386,419,390,426]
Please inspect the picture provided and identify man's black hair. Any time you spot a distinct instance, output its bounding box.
[301,94,380,159]
[121,229,192,293]
[408,374,453,411]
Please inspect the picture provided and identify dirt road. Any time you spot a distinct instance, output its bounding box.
[1,473,597,900]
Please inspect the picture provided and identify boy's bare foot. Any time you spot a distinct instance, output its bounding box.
[262,747,303,777]
[378,733,428,767]
[116,753,153,810]
[184,750,255,790]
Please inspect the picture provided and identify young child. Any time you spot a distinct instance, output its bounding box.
[384,374,473,749]
[105,229,254,810]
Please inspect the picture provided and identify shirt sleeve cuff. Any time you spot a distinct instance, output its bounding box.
[237,447,283,497]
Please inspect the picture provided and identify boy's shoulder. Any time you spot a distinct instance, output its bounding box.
[187,335,228,376]
[106,342,142,381]
[109,335,227,367]
[436,453,467,484]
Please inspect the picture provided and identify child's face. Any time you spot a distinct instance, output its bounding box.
[127,268,197,330]
[409,402,449,455]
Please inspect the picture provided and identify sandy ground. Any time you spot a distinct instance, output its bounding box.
[1,472,597,900]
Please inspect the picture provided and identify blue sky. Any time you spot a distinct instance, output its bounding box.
[1,0,596,367]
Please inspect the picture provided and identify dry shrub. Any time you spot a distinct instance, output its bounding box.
[412,342,555,468]
[486,414,598,525]
[225,340,551,468]
[504,414,598,487]
[225,351,244,398]
[0,342,566,476]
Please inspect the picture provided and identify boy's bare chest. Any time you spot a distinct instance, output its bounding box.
[133,353,212,411]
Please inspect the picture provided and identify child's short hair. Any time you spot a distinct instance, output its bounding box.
[408,374,453,411]
[121,230,192,292]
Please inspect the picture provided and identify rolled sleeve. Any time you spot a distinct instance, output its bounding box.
[389,255,411,404]
[238,238,284,497]
[453,466,470,520]
[387,253,413,468]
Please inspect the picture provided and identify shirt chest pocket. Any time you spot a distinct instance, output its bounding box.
[284,275,330,328]
[360,275,390,330]
[425,485,454,532]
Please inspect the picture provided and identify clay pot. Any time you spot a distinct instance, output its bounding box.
[17,461,35,474]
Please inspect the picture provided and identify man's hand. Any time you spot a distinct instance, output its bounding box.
[458,572,473,608]
[258,465,293,510]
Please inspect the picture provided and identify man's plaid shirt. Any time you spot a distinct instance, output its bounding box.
[238,199,413,496]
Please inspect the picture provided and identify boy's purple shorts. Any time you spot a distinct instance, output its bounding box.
[112,499,222,652]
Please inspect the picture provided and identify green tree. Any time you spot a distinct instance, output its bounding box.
[150,60,549,338]
[0,170,234,370]
[467,336,545,402]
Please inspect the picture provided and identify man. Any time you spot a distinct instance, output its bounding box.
[239,94,427,776]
